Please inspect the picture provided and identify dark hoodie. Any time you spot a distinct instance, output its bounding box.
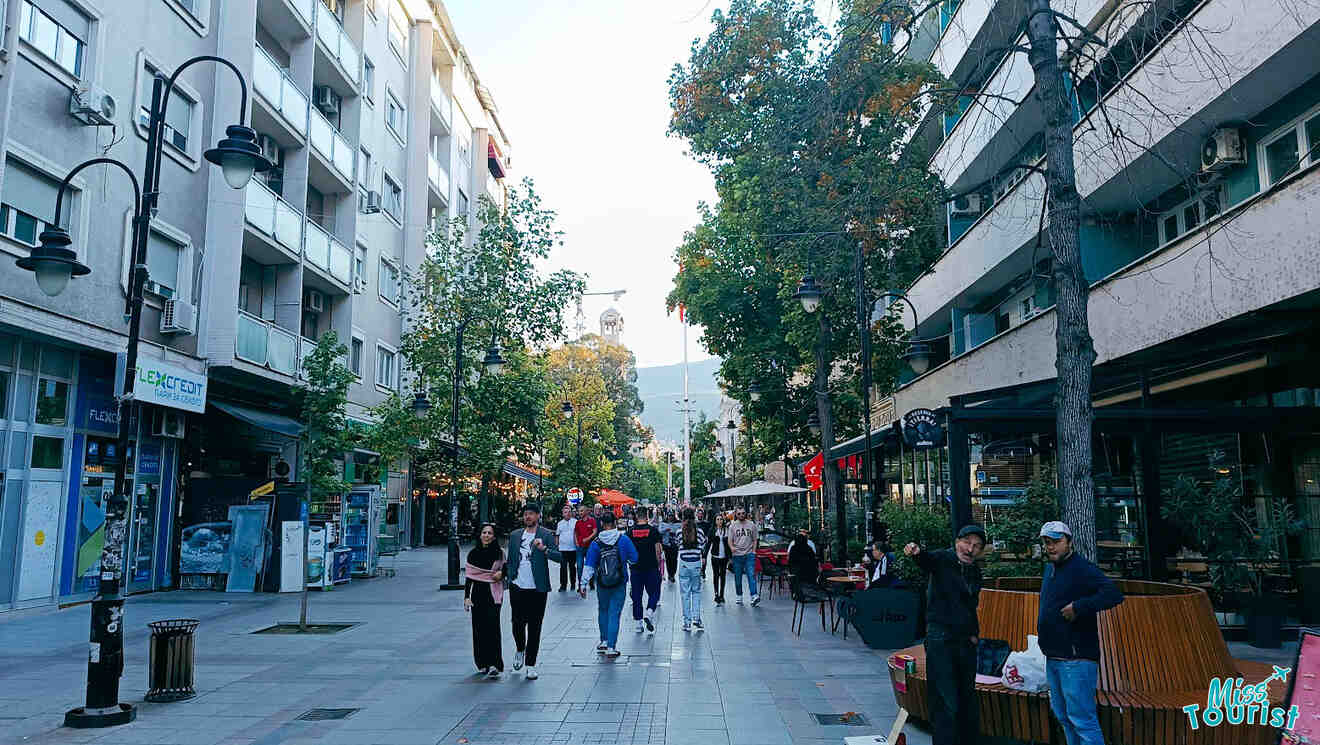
[914,548,982,639]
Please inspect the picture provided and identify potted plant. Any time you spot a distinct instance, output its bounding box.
[1161,476,1295,648]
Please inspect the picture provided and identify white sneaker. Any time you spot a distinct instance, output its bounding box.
[596,641,608,653]
[682,621,691,632]
[606,647,621,658]
[513,651,525,670]
[525,666,538,680]
[751,594,761,607]
[635,621,644,633]
[486,667,501,679]
[692,620,704,631]
[643,608,655,633]
[736,597,744,605]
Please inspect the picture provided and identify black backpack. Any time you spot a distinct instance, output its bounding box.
[596,540,626,588]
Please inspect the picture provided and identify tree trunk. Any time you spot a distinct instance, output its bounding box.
[1025,0,1098,560]
[814,310,847,565]
[478,474,491,525]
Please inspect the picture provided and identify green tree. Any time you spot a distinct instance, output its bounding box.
[687,415,725,499]
[402,180,584,526]
[667,0,946,560]
[545,343,616,494]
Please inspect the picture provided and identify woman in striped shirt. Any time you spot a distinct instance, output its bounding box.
[677,509,708,631]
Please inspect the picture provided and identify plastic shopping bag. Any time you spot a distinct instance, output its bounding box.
[1000,635,1049,692]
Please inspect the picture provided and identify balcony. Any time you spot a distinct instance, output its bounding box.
[304,220,353,287]
[252,45,308,142]
[430,78,451,133]
[236,310,299,377]
[308,105,354,188]
[299,336,315,379]
[257,0,313,41]
[244,178,304,260]
[428,155,450,203]
[315,2,360,90]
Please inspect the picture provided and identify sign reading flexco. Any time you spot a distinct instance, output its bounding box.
[136,358,207,413]
[902,408,944,449]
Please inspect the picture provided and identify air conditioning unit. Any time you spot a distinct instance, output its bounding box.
[1201,127,1245,172]
[69,84,117,125]
[160,299,196,335]
[150,408,186,438]
[257,134,280,165]
[314,86,340,117]
[304,289,325,313]
[950,193,983,218]
[352,276,367,293]
[362,190,382,214]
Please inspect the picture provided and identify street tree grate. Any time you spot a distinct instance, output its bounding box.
[296,708,359,721]
[813,712,871,726]
[252,622,358,634]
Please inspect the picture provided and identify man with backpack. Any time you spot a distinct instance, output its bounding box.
[579,511,639,657]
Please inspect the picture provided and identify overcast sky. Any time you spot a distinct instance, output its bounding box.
[445,1,839,368]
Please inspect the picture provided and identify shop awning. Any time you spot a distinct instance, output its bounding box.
[211,400,304,437]
[701,480,808,501]
[502,460,551,486]
[488,141,506,179]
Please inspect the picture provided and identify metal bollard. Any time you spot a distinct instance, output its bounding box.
[145,619,199,703]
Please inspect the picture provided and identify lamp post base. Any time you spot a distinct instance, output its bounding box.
[64,704,136,729]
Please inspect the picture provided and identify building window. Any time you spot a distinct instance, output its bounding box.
[385,90,405,140]
[35,378,69,425]
[140,63,195,153]
[145,230,184,298]
[456,188,469,217]
[383,173,402,222]
[350,336,363,376]
[457,131,471,166]
[362,57,375,102]
[376,345,397,390]
[1,159,70,250]
[31,435,64,469]
[18,1,87,77]
[1260,105,1320,187]
[357,147,373,209]
[1158,188,1222,246]
[378,257,400,304]
[388,2,408,61]
[354,244,367,286]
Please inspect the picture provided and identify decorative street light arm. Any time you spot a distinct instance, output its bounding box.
[875,291,922,332]
[51,158,142,227]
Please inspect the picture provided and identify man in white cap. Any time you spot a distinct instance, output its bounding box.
[1037,521,1124,745]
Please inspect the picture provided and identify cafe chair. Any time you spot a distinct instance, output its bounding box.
[789,575,831,637]
[760,561,789,599]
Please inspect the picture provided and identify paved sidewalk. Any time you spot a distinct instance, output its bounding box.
[0,548,929,745]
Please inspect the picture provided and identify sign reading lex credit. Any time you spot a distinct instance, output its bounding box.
[136,358,207,413]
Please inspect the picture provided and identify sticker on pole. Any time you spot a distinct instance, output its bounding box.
[566,488,583,505]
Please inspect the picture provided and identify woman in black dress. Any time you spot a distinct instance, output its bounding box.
[464,523,505,678]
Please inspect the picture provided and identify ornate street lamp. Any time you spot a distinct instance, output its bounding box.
[792,275,824,313]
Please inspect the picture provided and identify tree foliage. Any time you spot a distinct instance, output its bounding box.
[544,343,617,494]
[299,331,356,504]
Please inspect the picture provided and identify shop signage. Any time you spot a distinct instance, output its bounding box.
[137,441,162,477]
[249,481,276,499]
[134,357,207,413]
[566,487,583,505]
[902,408,944,449]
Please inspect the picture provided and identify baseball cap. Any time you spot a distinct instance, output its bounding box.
[957,524,987,542]
[1039,521,1072,540]
[522,502,541,514]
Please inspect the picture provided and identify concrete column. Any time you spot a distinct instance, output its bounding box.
[402,19,434,276]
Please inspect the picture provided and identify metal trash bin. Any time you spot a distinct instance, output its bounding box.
[145,619,199,702]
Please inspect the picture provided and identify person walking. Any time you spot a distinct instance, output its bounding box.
[463,523,505,678]
[574,503,598,590]
[579,511,638,657]
[556,505,578,592]
[904,525,988,745]
[1038,521,1124,745]
[728,507,760,606]
[677,509,708,631]
[708,513,731,604]
[627,507,665,634]
[697,508,713,578]
[659,510,681,583]
[505,504,561,680]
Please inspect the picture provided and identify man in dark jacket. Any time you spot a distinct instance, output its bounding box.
[905,524,987,745]
[1037,521,1123,745]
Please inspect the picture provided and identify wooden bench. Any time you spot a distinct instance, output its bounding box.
[888,578,1286,744]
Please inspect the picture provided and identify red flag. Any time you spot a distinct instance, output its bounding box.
[804,452,824,490]
[679,304,685,323]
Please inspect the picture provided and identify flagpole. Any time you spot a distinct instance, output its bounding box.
[682,309,691,507]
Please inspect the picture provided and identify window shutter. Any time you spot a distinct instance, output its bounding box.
[1,160,63,225]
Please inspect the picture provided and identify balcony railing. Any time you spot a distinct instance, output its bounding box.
[236,310,298,376]
[309,106,354,183]
[316,2,360,85]
[244,179,303,255]
[304,220,353,285]
[299,336,316,378]
[430,78,451,128]
[428,155,450,199]
[288,0,313,26]
[252,46,309,137]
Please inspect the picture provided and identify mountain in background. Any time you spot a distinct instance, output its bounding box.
[635,357,723,445]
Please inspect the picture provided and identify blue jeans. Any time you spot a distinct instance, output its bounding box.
[597,581,627,648]
[1047,658,1105,745]
[678,562,703,623]
[731,554,757,597]
[631,568,661,620]
[576,548,588,583]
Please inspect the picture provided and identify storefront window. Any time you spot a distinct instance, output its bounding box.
[30,435,63,469]
[0,371,8,418]
[35,378,68,425]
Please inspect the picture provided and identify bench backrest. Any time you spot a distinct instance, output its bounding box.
[979,578,1238,693]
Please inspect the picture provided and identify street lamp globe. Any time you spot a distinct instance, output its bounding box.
[561,400,574,418]
[482,344,507,375]
[15,226,90,297]
[902,341,933,375]
[726,419,736,431]
[204,124,272,189]
[791,275,823,313]
[591,431,601,444]
[748,382,762,402]
[807,411,822,436]
[411,390,432,414]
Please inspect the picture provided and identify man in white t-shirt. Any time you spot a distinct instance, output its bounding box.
[556,504,578,592]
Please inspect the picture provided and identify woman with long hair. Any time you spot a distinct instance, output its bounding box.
[464,523,505,678]
[708,513,731,604]
[677,509,708,631]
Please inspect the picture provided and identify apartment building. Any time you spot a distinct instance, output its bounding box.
[834,0,1320,596]
[0,0,511,611]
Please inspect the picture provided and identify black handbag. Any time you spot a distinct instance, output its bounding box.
[977,638,1013,677]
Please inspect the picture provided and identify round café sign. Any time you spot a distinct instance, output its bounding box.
[902,408,944,449]
[566,487,583,505]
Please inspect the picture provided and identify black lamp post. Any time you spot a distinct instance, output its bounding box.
[13,56,269,730]
[411,333,506,590]
[725,419,738,486]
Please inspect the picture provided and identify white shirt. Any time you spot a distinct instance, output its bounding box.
[514,530,537,590]
[556,518,577,551]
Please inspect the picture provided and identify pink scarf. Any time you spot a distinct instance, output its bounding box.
[465,559,505,605]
